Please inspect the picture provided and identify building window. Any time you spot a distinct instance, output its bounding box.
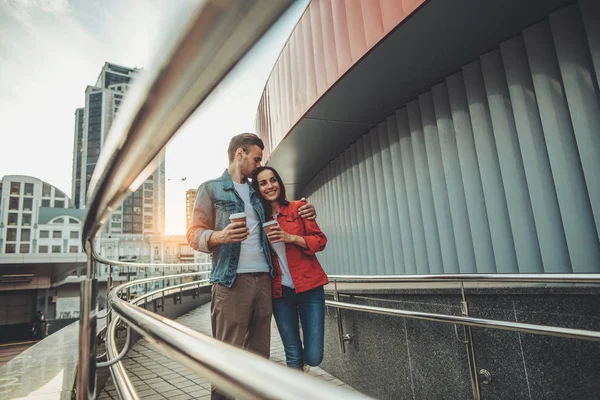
[42,183,52,197]
[6,229,17,241]
[19,244,30,253]
[144,199,152,204]
[23,198,32,211]
[5,244,16,253]
[7,213,18,226]
[40,230,49,238]
[52,245,61,253]
[111,222,121,228]
[41,199,50,207]
[70,231,78,239]
[55,191,64,198]
[9,197,19,210]
[69,246,78,253]
[53,218,64,224]
[69,218,79,224]
[53,231,61,239]
[144,224,153,230]
[22,214,31,226]
[10,182,20,195]
[39,245,48,253]
[144,207,152,213]
[21,229,31,241]
[24,183,34,196]
[54,200,64,208]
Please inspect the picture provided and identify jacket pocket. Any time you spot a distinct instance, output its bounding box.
[215,200,236,230]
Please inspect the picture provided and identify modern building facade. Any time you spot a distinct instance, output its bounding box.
[0,175,81,254]
[71,62,166,236]
[255,1,600,399]
[185,188,196,232]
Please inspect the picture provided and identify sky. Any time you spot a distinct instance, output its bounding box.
[0,0,309,235]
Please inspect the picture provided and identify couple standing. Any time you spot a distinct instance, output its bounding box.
[186,133,329,399]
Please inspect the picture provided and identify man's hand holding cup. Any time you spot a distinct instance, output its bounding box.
[215,213,249,244]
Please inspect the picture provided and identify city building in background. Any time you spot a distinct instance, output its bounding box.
[71,62,166,236]
[0,175,79,255]
[185,188,196,231]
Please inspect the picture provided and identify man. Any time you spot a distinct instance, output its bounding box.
[186,133,316,400]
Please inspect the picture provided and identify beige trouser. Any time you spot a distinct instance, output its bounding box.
[210,272,272,400]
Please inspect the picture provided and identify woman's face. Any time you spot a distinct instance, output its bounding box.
[256,169,280,202]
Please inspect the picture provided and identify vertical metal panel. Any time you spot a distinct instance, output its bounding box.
[363,130,388,274]
[432,82,477,273]
[396,108,427,274]
[330,0,353,76]
[408,100,442,274]
[308,2,328,97]
[349,142,372,273]
[355,139,378,275]
[480,49,543,273]
[550,5,600,242]
[446,72,496,273]
[372,123,399,272]
[524,20,600,272]
[301,8,318,106]
[580,0,600,84]
[318,0,340,87]
[342,147,362,274]
[333,157,352,274]
[345,0,368,62]
[419,91,460,273]
[380,0,405,33]
[326,161,343,274]
[360,0,385,48]
[462,61,519,273]
[500,35,570,273]
[383,116,412,274]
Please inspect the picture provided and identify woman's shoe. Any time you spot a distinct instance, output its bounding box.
[303,364,311,373]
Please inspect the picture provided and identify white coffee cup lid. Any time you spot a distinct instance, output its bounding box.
[262,220,278,227]
[229,212,246,219]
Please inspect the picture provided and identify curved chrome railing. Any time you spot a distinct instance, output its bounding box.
[98,270,370,400]
[76,0,372,399]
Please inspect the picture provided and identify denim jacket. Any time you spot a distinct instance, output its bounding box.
[186,169,273,287]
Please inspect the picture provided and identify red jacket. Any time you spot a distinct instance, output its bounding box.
[271,201,328,298]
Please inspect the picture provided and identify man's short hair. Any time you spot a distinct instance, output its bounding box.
[227,133,264,163]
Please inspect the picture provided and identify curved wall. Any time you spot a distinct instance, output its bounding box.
[256,0,425,161]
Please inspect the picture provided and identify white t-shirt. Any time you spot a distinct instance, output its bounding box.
[233,182,269,273]
[271,214,294,288]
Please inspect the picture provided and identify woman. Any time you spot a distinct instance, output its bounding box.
[251,166,328,371]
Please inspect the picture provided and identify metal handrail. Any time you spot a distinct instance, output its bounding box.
[102,274,370,400]
[328,273,600,284]
[326,273,600,342]
[326,299,600,342]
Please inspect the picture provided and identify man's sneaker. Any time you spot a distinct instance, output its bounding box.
[303,364,311,373]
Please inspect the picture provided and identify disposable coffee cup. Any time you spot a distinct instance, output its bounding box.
[229,212,246,226]
[262,220,279,242]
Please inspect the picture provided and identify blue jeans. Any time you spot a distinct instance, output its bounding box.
[272,285,325,370]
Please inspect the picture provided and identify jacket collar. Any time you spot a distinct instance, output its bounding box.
[276,201,292,216]
[221,169,255,195]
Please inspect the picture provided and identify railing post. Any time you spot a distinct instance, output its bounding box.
[77,240,98,400]
[333,280,347,353]
[107,264,113,326]
[459,282,481,400]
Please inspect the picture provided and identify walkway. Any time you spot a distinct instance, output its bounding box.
[98,303,356,399]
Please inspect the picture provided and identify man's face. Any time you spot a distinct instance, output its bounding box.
[240,145,263,177]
